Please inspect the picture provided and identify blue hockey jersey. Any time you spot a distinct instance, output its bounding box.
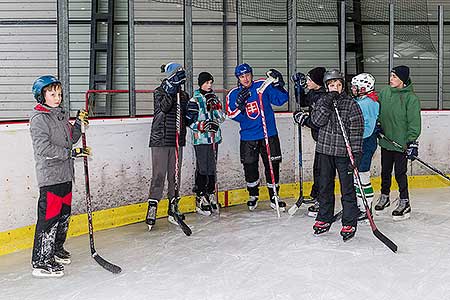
[226,78,288,141]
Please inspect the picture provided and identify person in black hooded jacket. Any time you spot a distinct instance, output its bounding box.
[145,62,197,231]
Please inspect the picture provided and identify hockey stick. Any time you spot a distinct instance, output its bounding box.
[378,133,450,182]
[288,77,308,216]
[332,99,398,253]
[173,91,192,236]
[210,106,220,215]
[81,123,122,273]
[257,74,281,218]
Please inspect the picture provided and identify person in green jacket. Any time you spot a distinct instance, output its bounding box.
[374,65,421,221]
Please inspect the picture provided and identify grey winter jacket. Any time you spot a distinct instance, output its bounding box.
[29,104,82,187]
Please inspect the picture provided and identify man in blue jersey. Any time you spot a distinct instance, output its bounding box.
[226,63,289,211]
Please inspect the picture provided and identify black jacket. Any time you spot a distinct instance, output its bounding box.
[300,87,327,141]
[149,86,190,147]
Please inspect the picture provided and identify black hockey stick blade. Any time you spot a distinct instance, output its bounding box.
[174,214,192,236]
[373,229,398,253]
[92,252,122,274]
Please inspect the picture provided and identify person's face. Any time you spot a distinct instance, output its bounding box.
[238,73,253,88]
[306,77,320,90]
[389,72,404,89]
[201,80,213,92]
[44,86,62,108]
[327,80,343,93]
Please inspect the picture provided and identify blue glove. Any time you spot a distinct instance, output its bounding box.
[293,110,309,126]
[406,141,418,161]
[185,100,199,126]
[168,70,186,87]
[291,72,307,88]
[236,88,250,112]
[268,69,285,89]
[161,79,177,95]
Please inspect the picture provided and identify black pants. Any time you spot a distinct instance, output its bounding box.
[32,181,72,264]
[310,151,320,198]
[193,144,218,195]
[380,147,409,199]
[316,153,359,227]
[240,135,282,198]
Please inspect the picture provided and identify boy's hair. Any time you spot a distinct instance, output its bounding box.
[43,82,62,94]
[326,79,343,86]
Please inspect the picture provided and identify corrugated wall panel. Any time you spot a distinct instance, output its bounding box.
[0,24,57,120]
[0,0,56,20]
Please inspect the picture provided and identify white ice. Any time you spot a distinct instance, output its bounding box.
[1,187,450,300]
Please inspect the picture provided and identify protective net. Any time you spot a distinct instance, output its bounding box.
[149,0,436,53]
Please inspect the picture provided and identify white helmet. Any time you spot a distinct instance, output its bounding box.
[351,73,375,94]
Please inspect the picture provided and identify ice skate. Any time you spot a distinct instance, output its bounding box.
[247,196,258,211]
[392,198,411,221]
[313,221,331,235]
[196,195,212,216]
[32,259,64,278]
[209,193,220,214]
[340,225,356,241]
[374,194,390,215]
[145,199,158,231]
[270,196,286,212]
[307,200,320,218]
[54,247,71,265]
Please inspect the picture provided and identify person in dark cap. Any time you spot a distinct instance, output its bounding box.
[292,67,327,217]
[187,71,225,215]
[374,65,421,221]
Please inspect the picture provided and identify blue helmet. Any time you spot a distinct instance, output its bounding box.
[234,63,253,78]
[161,62,183,78]
[32,75,61,103]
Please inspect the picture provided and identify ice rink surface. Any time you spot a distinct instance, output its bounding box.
[1,187,449,300]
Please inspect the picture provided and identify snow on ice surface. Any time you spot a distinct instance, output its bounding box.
[1,187,450,300]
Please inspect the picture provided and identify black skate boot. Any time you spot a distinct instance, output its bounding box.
[54,247,71,265]
[313,221,331,235]
[374,194,390,215]
[32,259,64,278]
[357,209,372,223]
[308,200,320,218]
[392,198,411,221]
[145,199,158,231]
[270,196,286,212]
[168,197,185,226]
[247,196,258,211]
[340,225,356,241]
[208,193,220,214]
[196,194,212,216]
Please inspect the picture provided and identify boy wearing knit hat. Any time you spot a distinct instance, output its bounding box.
[292,67,327,217]
[187,72,225,215]
[374,65,421,221]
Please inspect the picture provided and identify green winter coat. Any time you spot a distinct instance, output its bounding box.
[378,82,421,152]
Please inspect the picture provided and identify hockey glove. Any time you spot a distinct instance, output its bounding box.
[406,141,418,161]
[291,72,307,89]
[293,110,309,126]
[322,92,339,109]
[268,68,285,89]
[185,100,199,126]
[374,121,383,137]
[205,92,222,111]
[168,69,186,87]
[236,88,250,112]
[72,147,91,158]
[198,120,219,133]
[76,109,89,125]
[161,79,178,96]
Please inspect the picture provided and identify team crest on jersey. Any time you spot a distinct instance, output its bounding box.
[245,101,260,119]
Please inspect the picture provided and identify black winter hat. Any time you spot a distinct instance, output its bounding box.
[391,65,410,85]
[198,72,214,87]
[307,67,326,86]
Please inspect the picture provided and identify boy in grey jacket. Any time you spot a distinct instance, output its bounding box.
[29,75,90,278]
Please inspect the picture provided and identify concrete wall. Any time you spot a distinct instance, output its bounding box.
[0,111,449,232]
